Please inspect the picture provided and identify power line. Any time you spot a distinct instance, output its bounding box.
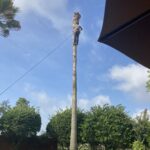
[0,34,71,96]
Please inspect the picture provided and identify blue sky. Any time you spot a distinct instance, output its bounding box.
[0,0,150,132]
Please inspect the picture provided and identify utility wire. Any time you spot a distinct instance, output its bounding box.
[0,34,71,96]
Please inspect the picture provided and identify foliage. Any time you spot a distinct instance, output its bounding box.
[0,100,10,132]
[1,97,150,150]
[134,109,150,149]
[16,97,29,107]
[0,0,21,37]
[0,98,41,138]
[81,104,135,149]
[0,100,10,117]
[146,70,150,92]
[46,108,85,149]
[132,140,144,150]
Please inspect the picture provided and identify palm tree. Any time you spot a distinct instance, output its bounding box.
[70,12,82,150]
[0,0,20,37]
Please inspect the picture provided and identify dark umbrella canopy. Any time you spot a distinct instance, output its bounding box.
[99,0,150,68]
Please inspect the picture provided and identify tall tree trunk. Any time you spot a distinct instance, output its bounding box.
[70,12,82,150]
[70,44,77,150]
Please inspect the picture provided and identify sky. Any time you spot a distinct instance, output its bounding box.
[0,0,150,132]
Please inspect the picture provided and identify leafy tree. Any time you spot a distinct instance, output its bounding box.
[132,140,144,150]
[81,107,102,150]
[134,109,150,149]
[0,100,10,132]
[46,108,85,150]
[146,70,150,91]
[16,97,29,107]
[0,98,41,138]
[0,0,21,37]
[0,100,10,117]
[81,105,135,150]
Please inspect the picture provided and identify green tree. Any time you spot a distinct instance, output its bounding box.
[132,140,144,150]
[0,0,21,37]
[134,109,150,149]
[81,105,135,150]
[46,108,85,150]
[0,100,10,132]
[0,100,10,117]
[16,97,29,107]
[0,98,41,138]
[146,70,150,91]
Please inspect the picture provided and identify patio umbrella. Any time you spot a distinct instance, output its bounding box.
[99,0,150,68]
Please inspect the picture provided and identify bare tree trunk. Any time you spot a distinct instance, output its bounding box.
[70,12,82,150]
[70,45,77,150]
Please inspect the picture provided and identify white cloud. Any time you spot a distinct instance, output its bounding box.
[78,95,111,110]
[109,64,150,102]
[14,0,71,33]
[24,84,71,133]
[132,109,150,120]
[14,0,90,42]
[24,84,111,132]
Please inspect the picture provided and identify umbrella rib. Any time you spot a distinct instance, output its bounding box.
[100,9,150,42]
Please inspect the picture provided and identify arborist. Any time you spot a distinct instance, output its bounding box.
[72,12,82,45]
